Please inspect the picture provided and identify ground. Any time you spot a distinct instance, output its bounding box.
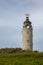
[0,51,43,65]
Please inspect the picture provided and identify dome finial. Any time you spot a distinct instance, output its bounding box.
[25,13,30,20]
[25,13,29,17]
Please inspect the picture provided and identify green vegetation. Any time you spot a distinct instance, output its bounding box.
[0,48,43,65]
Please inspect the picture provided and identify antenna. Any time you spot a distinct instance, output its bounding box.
[25,13,30,17]
[25,13,30,20]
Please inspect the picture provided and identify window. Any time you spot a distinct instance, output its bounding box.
[27,26,29,28]
[27,40,29,43]
[27,31,29,34]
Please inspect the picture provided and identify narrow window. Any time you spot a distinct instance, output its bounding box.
[27,31,29,34]
[27,40,29,43]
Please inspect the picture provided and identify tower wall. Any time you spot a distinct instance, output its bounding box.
[22,27,33,51]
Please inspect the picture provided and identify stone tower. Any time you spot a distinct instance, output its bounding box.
[22,14,33,51]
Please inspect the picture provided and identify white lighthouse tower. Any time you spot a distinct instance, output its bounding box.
[22,14,33,51]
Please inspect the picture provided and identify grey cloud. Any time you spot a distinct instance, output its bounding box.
[0,0,43,51]
[33,27,43,51]
[0,26,22,48]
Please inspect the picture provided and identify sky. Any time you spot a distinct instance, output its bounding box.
[0,0,43,51]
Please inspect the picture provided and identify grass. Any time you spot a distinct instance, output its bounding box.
[0,52,43,65]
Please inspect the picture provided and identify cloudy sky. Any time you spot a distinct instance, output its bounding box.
[0,0,43,51]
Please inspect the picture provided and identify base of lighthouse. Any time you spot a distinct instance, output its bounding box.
[22,28,33,51]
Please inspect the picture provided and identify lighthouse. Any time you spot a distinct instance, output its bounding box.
[22,14,33,51]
